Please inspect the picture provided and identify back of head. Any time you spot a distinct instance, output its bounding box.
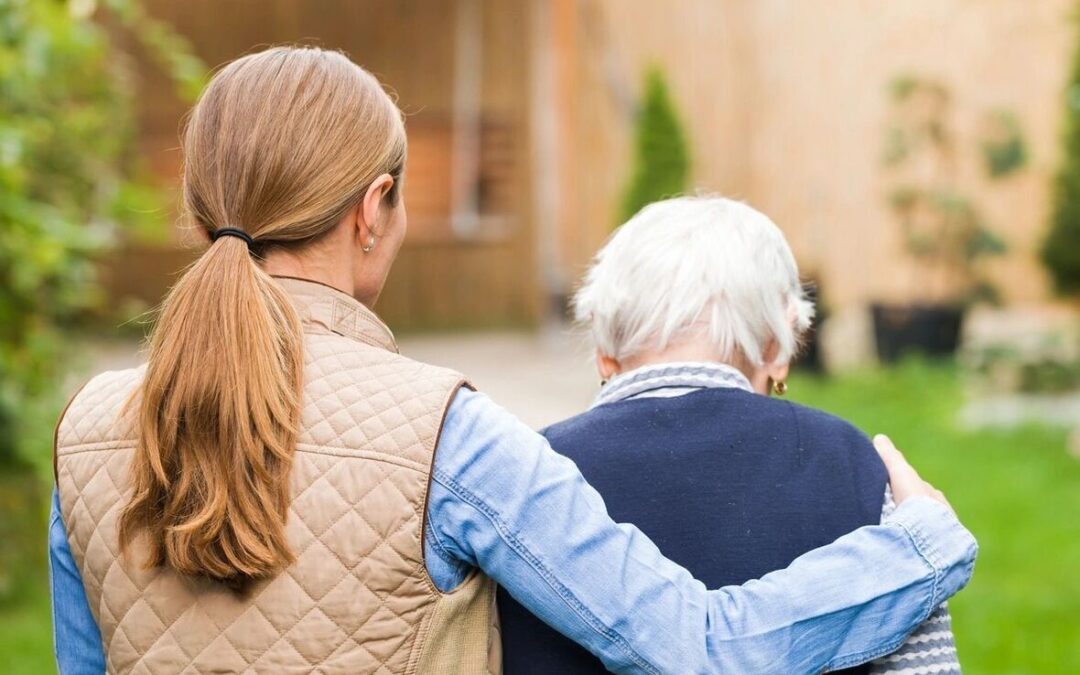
[574,196,814,368]
[119,46,406,589]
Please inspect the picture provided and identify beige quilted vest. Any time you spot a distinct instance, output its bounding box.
[55,277,500,674]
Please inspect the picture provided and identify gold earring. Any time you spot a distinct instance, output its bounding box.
[361,236,376,253]
[773,380,788,396]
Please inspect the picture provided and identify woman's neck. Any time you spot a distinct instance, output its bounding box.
[622,345,751,379]
[618,343,767,394]
[262,247,355,298]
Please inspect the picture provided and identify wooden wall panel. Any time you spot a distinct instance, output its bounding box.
[562,0,1071,311]
[105,0,539,330]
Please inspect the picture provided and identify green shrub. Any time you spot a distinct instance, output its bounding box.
[617,67,690,224]
[0,0,203,470]
[2,0,119,468]
[1044,18,1080,295]
[0,0,203,602]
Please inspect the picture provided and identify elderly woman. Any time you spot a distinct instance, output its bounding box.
[498,196,963,674]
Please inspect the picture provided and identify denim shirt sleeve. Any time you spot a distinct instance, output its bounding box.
[49,488,106,675]
[868,488,962,673]
[426,389,978,674]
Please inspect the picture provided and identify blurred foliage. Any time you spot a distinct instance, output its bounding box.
[0,473,44,604]
[883,75,951,165]
[882,75,1019,306]
[1044,17,1080,296]
[1017,358,1080,393]
[0,0,203,601]
[981,110,1027,178]
[964,332,1080,395]
[100,0,205,101]
[618,67,690,224]
[0,0,203,467]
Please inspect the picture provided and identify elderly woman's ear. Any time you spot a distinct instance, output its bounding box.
[596,353,620,384]
[763,362,791,396]
[749,338,791,396]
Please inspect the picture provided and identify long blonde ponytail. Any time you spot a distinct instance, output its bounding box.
[119,46,406,588]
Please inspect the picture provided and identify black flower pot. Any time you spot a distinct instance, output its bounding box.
[871,303,964,363]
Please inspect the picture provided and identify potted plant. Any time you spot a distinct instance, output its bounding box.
[873,76,1022,362]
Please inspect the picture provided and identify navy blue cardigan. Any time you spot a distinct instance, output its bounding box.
[497,387,888,674]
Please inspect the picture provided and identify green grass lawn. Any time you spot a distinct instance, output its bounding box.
[2,362,1076,673]
[0,581,53,675]
[791,362,1079,675]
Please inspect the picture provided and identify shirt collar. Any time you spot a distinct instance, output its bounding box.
[271,275,399,353]
[592,361,754,409]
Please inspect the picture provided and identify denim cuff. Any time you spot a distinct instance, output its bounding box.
[885,496,979,606]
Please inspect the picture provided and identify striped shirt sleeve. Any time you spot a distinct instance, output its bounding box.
[869,488,963,674]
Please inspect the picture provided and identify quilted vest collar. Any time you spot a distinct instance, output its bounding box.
[272,275,399,353]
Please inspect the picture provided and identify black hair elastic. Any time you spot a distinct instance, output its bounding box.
[211,227,254,248]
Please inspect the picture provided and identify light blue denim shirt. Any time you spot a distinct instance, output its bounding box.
[51,387,977,674]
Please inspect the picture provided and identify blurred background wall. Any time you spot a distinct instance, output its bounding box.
[110,0,540,330]
[107,0,1074,353]
[551,0,1073,346]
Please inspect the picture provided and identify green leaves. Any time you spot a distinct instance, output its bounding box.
[1044,23,1080,295]
[1043,205,1080,294]
[966,225,1007,261]
[881,75,1019,305]
[103,0,206,102]
[0,0,203,467]
[981,110,1027,178]
[618,67,690,225]
[887,184,1003,268]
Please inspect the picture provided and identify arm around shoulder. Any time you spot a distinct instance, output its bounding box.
[427,389,978,673]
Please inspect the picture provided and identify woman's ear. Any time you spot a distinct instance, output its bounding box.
[358,173,396,241]
[596,352,621,382]
[767,359,791,386]
[758,338,790,395]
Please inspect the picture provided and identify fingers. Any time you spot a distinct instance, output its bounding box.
[873,433,900,463]
[874,433,952,511]
[874,434,916,485]
[924,480,951,510]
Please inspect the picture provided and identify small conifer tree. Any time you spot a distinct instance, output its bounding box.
[1044,29,1080,295]
[618,68,690,224]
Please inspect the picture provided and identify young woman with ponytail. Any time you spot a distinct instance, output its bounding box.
[49,46,976,674]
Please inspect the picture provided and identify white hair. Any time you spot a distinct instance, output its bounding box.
[574,196,814,367]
